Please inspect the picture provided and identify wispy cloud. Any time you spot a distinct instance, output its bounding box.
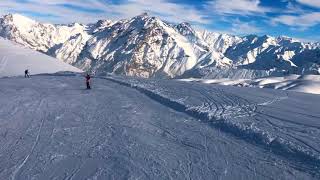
[206,0,271,16]
[296,0,320,8]
[272,12,320,28]
[284,1,309,14]
[0,0,209,25]
[231,19,262,34]
[106,0,210,24]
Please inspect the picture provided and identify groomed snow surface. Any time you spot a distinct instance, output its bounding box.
[0,38,82,77]
[0,73,319,180]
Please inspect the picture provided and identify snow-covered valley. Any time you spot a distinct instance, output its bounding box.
[0,73,319,180]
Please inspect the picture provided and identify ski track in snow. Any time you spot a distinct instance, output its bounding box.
[0,74,320,179]
[105,76,320,177]
[0,56,8,73]
[8,89,49,180]
[11,99,46,180]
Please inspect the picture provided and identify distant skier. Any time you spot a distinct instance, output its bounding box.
[24,69,30,78]
[85,74,91,89]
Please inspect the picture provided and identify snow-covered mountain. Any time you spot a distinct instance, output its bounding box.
[0,13,319,78]
[0,37,82,77]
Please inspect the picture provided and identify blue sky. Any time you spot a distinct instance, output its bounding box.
[1,0,320,42]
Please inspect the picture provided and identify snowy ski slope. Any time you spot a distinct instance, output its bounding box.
[0,38,82,77]
[0,73,319,179]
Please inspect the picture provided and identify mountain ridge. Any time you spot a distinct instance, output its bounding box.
[0,13,319,78]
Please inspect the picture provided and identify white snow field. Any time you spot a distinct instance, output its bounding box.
[180,75,320,95]
[0,38,82,77]
[0,73,320,180]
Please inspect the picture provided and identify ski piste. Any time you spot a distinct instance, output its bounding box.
[0,73,319,180]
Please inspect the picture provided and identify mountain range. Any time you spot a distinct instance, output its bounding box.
[0,13,319,78]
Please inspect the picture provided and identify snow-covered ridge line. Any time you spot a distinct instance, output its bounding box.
[0,13,319,78]
[103,76,320,173]
[180,75,320,95]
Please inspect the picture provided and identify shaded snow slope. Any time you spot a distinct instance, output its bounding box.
[180,75,320,95]
[0,38,82,77]
[0,74,319,179]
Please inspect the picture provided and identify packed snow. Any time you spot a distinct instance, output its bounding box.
[0,73,319,179]
[0,38,82,77]
[180,75,320,95]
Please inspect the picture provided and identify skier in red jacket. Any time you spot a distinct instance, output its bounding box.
[85,74,91,89]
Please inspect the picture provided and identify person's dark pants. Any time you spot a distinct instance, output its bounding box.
[25,74,29,78]
[86,82,91,89]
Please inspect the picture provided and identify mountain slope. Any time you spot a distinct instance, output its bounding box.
[0,37,82,77]
[73,14,230,78]
[0,14,90,53]
[0,13,319,78]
